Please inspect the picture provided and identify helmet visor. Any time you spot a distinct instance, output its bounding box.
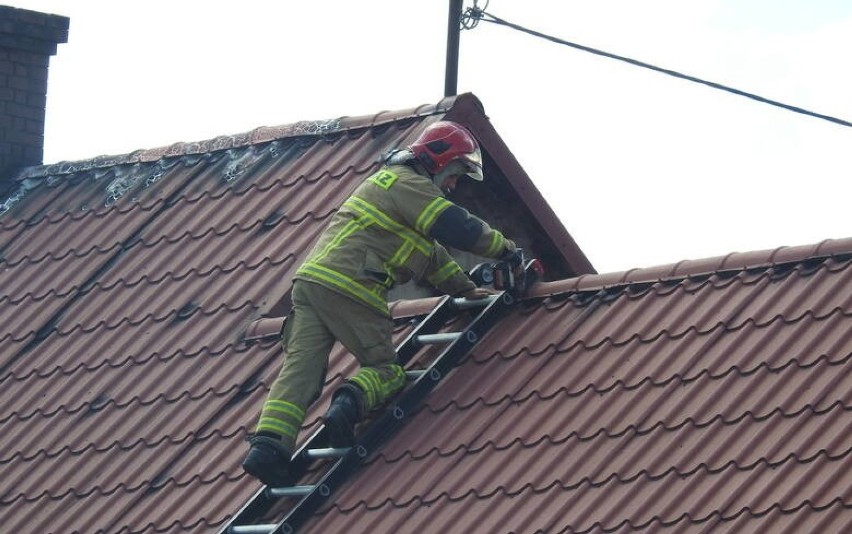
[462,147,484,181]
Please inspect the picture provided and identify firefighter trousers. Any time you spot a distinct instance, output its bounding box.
[254,280,406,451]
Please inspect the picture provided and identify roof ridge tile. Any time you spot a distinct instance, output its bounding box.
[526,237,852,299]
[12,96,458,182]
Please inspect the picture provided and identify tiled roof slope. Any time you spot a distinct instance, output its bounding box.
[302,238,852,533]
[0,94,592,533]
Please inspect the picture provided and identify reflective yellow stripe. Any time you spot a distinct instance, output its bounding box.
[485,231,505,257]
[349,375,370,404]
[383,365,406,396]
[367,369,387,400]
[297,263,388,314]
[264,400,305,420]
[345,196,432,255]
[350,373,378,408]
[387,241,416,272]
[257,399,304,438]
[429,260,462,286]
[257,417,299,438]
[415,197,453,235]
[362,369,383,407]
[314,216,373,263]
[349,365,406,411]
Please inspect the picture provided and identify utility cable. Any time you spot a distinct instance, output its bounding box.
[462,6,852,129]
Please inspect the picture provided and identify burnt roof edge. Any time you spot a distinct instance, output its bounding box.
[13,95,462,182]
[12,91,595,276]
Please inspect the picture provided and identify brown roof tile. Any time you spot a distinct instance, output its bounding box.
[302,245,852,532]
[1,93,850,533]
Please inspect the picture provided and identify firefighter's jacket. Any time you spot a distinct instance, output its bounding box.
[294,164,515,316]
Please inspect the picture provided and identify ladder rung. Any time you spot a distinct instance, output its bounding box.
[304,447,350,459]
[229,525,276,534]
[220,264,522,534]
[416,332,461,345]
[451,294,499,309]
[267,485,315,498]
[406,368,441,381]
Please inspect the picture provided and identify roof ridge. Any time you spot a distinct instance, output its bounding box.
[11,95,460,182]
[527,237,852,299]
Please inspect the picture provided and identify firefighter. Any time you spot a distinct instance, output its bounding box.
[242,120,521,486]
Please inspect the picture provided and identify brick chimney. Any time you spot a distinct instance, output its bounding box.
[0,6,69,186]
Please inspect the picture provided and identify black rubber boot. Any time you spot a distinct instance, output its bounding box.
[241,435,292,487]
[324,385,364,448]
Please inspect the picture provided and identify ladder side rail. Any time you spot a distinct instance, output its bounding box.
[220,295,459,533]
[272,291,516,534]
[219,424,331,534]
[217,484,277,534]
[360,291,515,455]
[396,293,498,364]
[284,291,465,474]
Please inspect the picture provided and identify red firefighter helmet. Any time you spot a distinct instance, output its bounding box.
[409,121,483,181]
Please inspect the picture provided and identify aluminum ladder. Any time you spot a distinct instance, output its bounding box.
[220,261,532,534]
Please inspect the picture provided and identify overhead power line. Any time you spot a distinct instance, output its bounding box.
[462,6,852,129]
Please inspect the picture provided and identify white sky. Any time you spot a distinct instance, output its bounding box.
[7,0,852,274]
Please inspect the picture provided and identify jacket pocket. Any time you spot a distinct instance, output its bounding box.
[363,249,393,287]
